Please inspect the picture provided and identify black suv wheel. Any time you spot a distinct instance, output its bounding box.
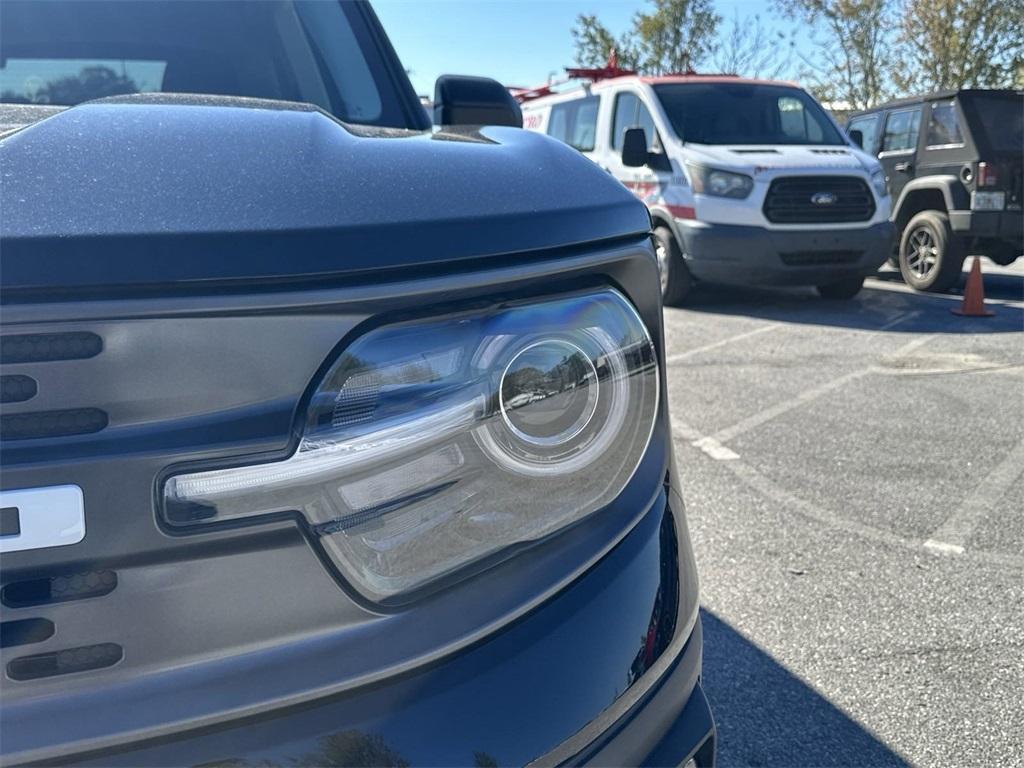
[654,226,693,306]
[899,211,965,292]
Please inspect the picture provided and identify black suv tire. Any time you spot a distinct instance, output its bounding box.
[899,211,965,292]
[654,226,693,306]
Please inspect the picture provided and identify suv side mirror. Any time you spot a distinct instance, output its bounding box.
[621,127,648,167]
[848,129,864,149]
[433,75,522,128]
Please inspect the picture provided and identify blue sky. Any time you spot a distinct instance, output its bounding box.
[374,0,803,98]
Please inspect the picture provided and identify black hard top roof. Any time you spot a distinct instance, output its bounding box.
[849,88,1023,117]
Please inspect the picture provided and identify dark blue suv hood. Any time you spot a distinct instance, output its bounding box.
[0,96,649,295]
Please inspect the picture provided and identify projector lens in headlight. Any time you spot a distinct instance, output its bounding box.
[500,340,598,444]
[163,289,658,602]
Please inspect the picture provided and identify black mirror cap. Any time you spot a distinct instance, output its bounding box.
[434,75,523,128]
[622,127,648,167]
[848,128,864,149]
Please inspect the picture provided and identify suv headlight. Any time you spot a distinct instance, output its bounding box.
[163,289,659,602]
[870,168,888,197]
[687,164,754,199]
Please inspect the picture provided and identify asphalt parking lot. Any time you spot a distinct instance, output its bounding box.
[663,261,1024,767]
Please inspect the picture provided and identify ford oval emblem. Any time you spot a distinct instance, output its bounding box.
[811,191,837,205]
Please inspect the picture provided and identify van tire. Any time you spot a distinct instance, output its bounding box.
[653,226,692,306]
[898,211,964,292]
[816,276,864,300]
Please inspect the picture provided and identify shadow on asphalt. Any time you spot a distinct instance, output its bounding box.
[676,270,1024,334]
[701,609,909,767]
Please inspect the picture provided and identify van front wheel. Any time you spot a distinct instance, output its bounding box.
[653,226,692,306]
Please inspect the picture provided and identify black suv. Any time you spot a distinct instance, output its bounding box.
[0,1,715,766]
[846,89,1023,292]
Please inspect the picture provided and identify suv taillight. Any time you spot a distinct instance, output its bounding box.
[977,162,999,187]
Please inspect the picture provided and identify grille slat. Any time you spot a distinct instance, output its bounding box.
[780,250,863,266]
[0,408,108,440]
[0,375,37,403]
[764,176,875,224]
[0,332,102,364]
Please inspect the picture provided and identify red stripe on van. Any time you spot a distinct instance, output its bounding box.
[666,205,696,219]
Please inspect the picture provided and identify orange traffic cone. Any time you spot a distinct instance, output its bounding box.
[952,257,994,317]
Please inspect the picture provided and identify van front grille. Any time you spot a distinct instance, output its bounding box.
[764,176,875,224]
[780,250,863,266]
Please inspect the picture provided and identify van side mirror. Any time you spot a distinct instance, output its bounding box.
[848,129,864,149]
[621,127,648,167]
[433,75,522,128]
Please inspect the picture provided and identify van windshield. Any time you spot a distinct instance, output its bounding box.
[653,82,846,146]
[0,0,418,128]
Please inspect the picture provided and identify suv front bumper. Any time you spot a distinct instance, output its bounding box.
[18,488,713,768]
[677,220,894,286]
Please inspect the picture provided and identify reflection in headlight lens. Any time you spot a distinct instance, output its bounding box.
[500,340,598,445]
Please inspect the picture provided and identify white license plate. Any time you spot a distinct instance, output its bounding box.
[0,485,85,553]
[972,191,1005,211]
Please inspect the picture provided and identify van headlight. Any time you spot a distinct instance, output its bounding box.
[163,290,659,602]
[687,164,754,199]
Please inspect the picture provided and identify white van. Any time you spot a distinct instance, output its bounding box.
[520,75,894,303]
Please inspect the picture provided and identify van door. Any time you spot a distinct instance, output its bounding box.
[607,90,670,204]
[878,107,922,202]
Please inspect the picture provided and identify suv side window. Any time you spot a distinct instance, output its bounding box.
[547,95,600,152]
[613,92,660,151]
[846,113,881,153]
[926,101,964,148]
[881,108,921,153]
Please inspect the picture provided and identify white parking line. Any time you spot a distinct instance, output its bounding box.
[922,540,966,556]
[866,278,1024,310]
[671,420,740,460]
[711,368,869,444]
[922,438,1024,556]
[871,310,924,335]
[704,330,934,445]
[691,436,740,461]
[665,323,780,365]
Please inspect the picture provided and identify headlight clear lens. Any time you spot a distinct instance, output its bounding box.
[871,168,888,196]
[688,164,754,199]
[163,290,659,602]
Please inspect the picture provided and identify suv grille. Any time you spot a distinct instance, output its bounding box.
[763,176,875,224]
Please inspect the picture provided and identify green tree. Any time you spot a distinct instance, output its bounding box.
[712,12,796,79]
[775,0,896,109]
[571,14,640,70]
[895,0,1024,91]
[570,0,720,75]
[633,0,721,75]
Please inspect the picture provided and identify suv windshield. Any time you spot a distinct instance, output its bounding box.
[654,82,845,146]
[964,93,1024,153]
[0,0,418,128]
